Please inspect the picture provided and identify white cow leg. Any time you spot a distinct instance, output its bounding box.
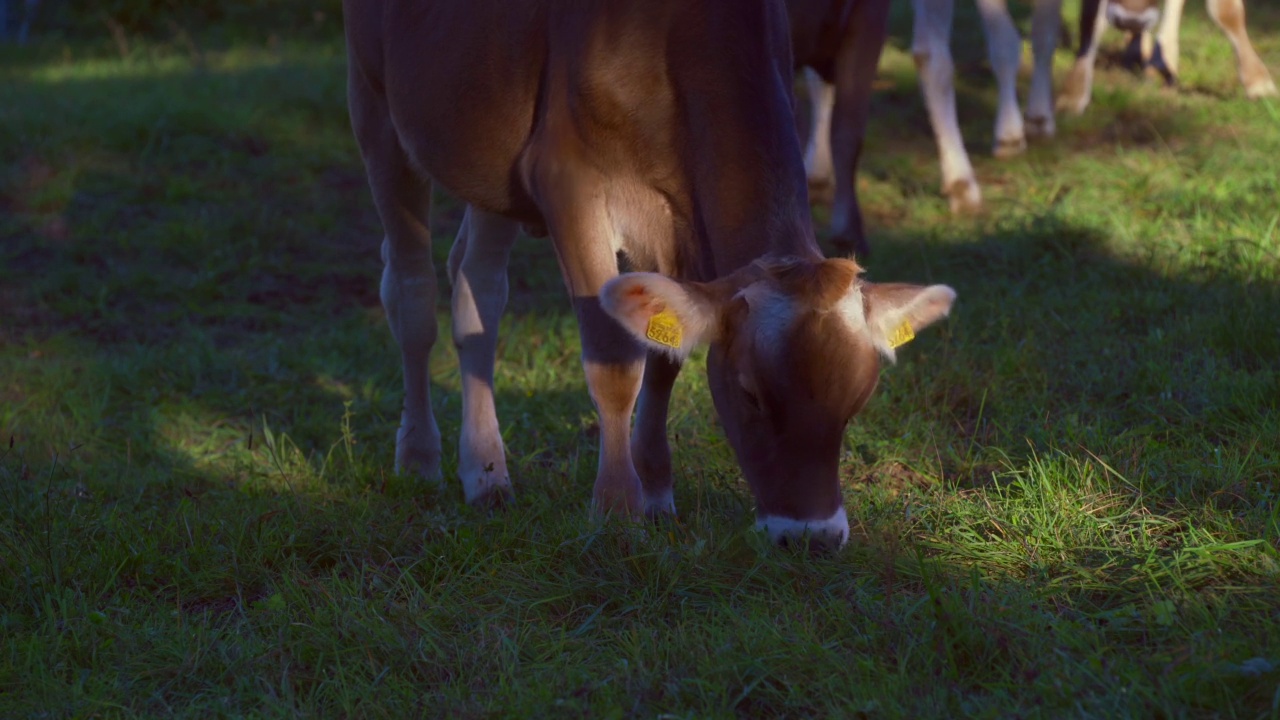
[449,206,520,507]
[803,68,836,195]
[1206,0,1278,98]
[1157,0,1187,77]
[976,0,1027,157]
[912,0,982,212]
[1058,1,1108,115]
[1025,0,1062,139]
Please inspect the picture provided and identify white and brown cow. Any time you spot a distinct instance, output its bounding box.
[343,0,956,551]
[804,0,1066,215]
[803,0,1275,215]
[1058,0,1277,114]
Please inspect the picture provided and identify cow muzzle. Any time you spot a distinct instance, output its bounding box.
[1106,3,1159,33]
[756,507,850,554]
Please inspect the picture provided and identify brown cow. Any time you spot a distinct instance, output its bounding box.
[787,0,895,259]
[343,0,956,551]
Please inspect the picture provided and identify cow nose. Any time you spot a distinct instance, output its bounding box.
[756,508,850,555]
[1106,4,1159,32]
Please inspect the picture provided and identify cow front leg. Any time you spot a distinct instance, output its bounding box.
[579,317,646,518]
[1206,0,1277,98]
[631,351,682,517]
[539,187,645,518]
[912,0,983,212]
[1025,0,1063,139]
[448,206,520,507]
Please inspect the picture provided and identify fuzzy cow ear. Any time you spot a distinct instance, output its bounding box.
[600,273,717,359]
[861,282,957,362]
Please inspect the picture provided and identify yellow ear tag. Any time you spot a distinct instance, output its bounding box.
[888,320,915,349]
[646,308,683,349]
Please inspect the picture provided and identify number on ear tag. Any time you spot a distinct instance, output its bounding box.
[646,309,683,349]
[888,321,915,349]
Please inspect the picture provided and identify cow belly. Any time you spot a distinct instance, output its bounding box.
[376,0,548,221]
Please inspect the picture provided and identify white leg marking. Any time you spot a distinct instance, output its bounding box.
[977,0,1027,157]
[913,0,983,212]
[451,207,520,505]
[1157,0,1187,76]
[756,507,851,550]
[803,68,836,189]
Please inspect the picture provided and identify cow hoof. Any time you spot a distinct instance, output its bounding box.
[993,135,1027,159]
[1056,91,1090,117]
[1246,78,1278,99]
[1024,116,1055,140]
[945,179,982,215]
[806,173,835,203]
[777,532,845,557]
[396,450,443,484]
[643,489,676,520]
[467,484,514,510]
[592,476,645,521]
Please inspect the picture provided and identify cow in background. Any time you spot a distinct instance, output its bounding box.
[1058,0,1277,114]
[787,0,895,259]
[802,0,1064,217]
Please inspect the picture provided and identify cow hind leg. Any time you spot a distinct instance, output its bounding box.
[802,68,836,201]
[1058,0,1108,115]
[631,352,682,518]
[976,0,1027,158]
[372,164,444,481]
[1206,0,1277,98]
[348,68,445,484]
[912,0,983,213]
[450,207,520,507]
[1156,0,1186,78]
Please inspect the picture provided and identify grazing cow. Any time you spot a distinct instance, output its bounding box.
[1058,0,1277,114]
[343,0,956,551]
[803,0,1065,215]
[787,0,895,258]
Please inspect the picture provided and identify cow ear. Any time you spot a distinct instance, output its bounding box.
[861,282,957,362]
[600,273,718,359]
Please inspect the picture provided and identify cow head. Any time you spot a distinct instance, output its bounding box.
[601,256,956,552]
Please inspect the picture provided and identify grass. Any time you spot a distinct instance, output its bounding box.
[2,2,1280,717]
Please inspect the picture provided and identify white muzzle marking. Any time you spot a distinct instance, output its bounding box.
[756,507,850,550]
[1106,5,1159,32]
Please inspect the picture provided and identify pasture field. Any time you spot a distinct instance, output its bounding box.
[2,3,1279,717]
